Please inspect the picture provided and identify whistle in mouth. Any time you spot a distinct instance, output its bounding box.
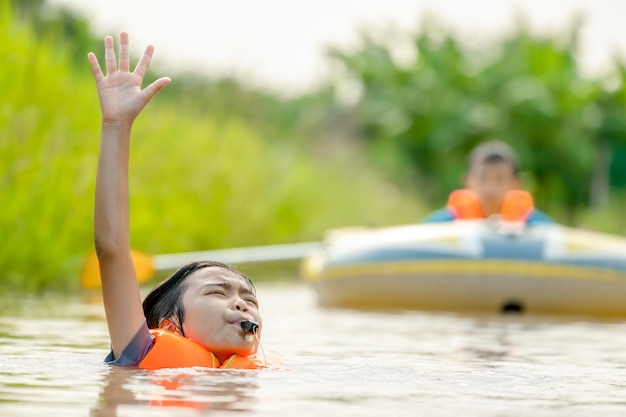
[240,320,259,334]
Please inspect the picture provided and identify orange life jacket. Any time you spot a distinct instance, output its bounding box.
[138,329,281,370]
[446,189,534,222]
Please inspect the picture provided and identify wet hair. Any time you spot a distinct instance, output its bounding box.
[142,260,256,333]
[467,140,520,177]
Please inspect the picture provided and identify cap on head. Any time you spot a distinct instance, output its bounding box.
[467,140,519,177]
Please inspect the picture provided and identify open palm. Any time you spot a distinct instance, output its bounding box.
[88,32,170,124]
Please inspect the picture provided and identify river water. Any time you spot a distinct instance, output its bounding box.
[1,281,626,416]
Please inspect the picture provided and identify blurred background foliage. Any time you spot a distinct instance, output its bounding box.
[0,0,420,292]
[3,0,626,292]
[326,17,626,223]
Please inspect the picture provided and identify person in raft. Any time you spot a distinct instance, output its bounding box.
[88,32,280,370]
[421,140,553,224]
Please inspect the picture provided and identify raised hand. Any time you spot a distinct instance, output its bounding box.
[87,32,171,126]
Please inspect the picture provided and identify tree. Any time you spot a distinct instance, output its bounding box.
[327,18,625,221]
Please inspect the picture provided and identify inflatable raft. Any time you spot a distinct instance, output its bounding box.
[300,221,626,317]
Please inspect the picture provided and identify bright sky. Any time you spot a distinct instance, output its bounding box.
[49,0,626,95]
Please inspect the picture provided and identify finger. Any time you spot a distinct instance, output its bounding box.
[118,32,130,72]
[133,45,154,79]
[143,77,171,101]
[87,52,104,83]
[104,35,117,76]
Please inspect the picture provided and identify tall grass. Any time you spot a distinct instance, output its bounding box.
[1,4,99,292]
[0,4,424,292]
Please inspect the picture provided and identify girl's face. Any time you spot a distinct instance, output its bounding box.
[176,267,262,361]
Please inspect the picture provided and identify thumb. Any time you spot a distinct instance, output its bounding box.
[143,77,171,101]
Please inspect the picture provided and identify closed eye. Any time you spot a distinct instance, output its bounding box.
[244,297,259,307]
[206,290,226,296]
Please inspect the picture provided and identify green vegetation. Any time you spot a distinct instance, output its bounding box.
[5,1,626,293]
[0,1,422,292]
[326,17,626,226]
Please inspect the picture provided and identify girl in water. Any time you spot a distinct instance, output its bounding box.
[88,32,277,369]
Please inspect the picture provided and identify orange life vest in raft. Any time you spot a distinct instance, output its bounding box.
[138,329,281,370]
[447,189,534,222]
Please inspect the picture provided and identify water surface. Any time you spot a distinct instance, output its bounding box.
[1,282,626,416]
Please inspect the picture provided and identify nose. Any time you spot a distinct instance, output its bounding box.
[233,297,249,312]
